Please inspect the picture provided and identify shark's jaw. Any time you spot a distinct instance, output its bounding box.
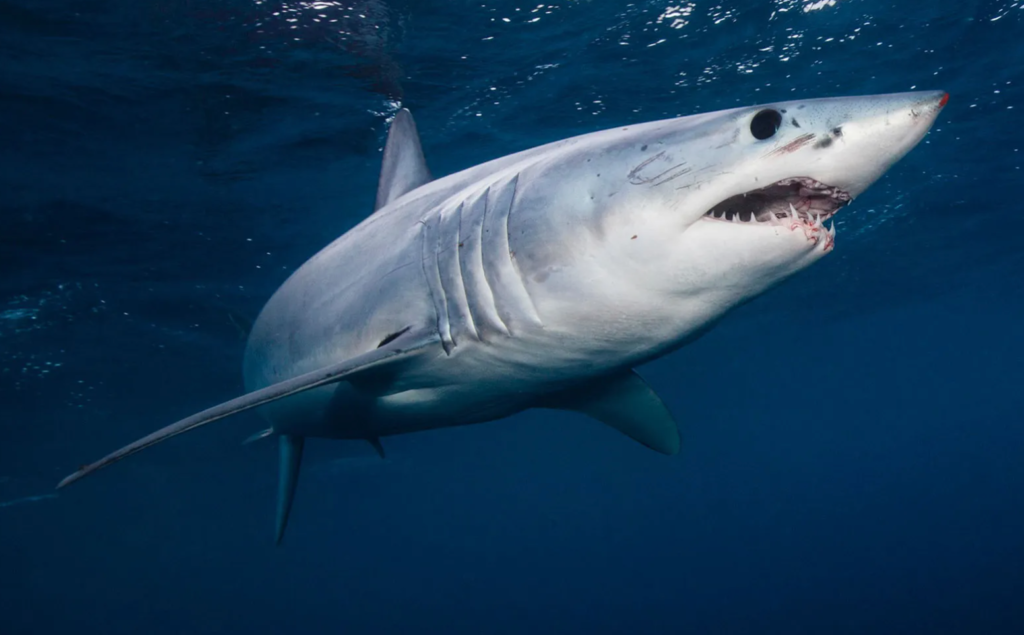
[697,176,851,250]
[702,176,851,225]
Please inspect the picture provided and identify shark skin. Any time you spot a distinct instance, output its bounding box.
[58,91,948,542]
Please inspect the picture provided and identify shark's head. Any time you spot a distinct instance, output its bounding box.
[597,91,947,309]
[683,90,946,232]
[518,91,947,355]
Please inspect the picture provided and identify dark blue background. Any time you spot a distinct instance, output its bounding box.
[2,1,1023,633]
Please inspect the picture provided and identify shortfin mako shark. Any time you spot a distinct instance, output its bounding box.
[59,91,948,543]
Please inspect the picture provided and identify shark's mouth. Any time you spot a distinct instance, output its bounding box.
[703,177,851,225]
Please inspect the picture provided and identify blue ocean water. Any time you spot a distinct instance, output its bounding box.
[2,0,1023,633]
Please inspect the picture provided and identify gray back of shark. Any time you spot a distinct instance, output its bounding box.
[58,91,948,543]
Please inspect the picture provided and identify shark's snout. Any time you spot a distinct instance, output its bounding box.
[903,91,949,137]
[822,90,948,198]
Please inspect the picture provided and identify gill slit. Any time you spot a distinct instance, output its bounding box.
[502,173,541,324]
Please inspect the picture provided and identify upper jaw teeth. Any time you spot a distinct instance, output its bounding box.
[705,202,839,225]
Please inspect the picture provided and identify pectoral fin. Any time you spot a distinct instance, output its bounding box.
[542,369,680,455]
[57,327,438,489]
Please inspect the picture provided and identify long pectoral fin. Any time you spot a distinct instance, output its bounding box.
[57,327,438,489]
[541,369,681,455]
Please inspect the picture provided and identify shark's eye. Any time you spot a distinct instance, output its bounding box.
[750,109,783,140]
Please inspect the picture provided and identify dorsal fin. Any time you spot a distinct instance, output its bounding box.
[374,108,432,211]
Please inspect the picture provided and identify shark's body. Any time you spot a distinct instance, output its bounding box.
[60,91,948,542]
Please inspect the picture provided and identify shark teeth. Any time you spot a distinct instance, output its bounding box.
[823,218,836,251]
[706,200,839,241]
[702,177,851,228]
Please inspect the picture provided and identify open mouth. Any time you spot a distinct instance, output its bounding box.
[703,177,851,225]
